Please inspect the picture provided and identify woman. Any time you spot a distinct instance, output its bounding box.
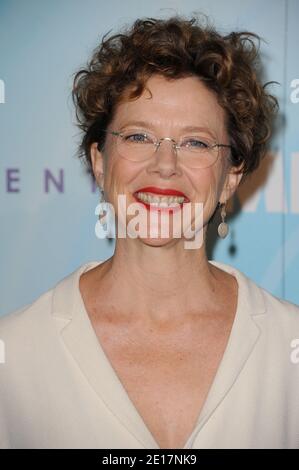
[1,15,299,450]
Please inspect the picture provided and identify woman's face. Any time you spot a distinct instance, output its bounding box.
[91,74,242,246]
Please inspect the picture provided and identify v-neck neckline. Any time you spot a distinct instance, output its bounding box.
[63,258,262,449]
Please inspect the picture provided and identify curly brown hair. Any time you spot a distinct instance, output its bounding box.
[72,14,278,182]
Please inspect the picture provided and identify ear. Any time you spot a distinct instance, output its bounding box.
[90,142,105,188]
[219,163,243,205]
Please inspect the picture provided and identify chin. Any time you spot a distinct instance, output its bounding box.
[137,234,178,247]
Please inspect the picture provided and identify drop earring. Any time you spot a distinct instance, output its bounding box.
[217,202,229,238]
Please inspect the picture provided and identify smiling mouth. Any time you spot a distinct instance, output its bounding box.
[133,191,190,212]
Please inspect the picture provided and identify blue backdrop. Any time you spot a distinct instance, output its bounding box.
[0,0,298,317]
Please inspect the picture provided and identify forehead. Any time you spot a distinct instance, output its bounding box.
[111,74,227,136]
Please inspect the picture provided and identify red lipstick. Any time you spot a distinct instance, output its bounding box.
[134,186,189,200]
[133,186,190,213]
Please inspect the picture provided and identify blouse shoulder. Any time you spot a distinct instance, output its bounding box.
[0,288,54,339]
[258,283,299,327]
[0,260,100,338]
[210,259,299,326]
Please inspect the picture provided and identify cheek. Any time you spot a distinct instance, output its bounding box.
[191,167,218,199]
[104,155,138,199]
[191,168,222,219]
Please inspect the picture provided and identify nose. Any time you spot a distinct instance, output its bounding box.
[156,137,177,151]
[147,137,181,177]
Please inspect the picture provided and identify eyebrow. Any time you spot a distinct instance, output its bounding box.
[118,120,216,135]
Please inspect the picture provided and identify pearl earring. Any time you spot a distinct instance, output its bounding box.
[217,202,229,238]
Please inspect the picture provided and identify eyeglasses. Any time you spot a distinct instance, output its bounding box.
[99,128,232,169]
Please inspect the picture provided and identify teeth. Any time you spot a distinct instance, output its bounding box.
[136,192,185,206]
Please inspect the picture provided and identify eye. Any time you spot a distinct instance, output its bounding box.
[123,132,152,144]
[182,137,210,149]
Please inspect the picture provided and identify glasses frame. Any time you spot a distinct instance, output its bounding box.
[99,128,232,168]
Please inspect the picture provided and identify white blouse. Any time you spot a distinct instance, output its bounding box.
[0,259,299,449]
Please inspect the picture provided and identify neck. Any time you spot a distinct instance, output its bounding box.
[92,232,227,324]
